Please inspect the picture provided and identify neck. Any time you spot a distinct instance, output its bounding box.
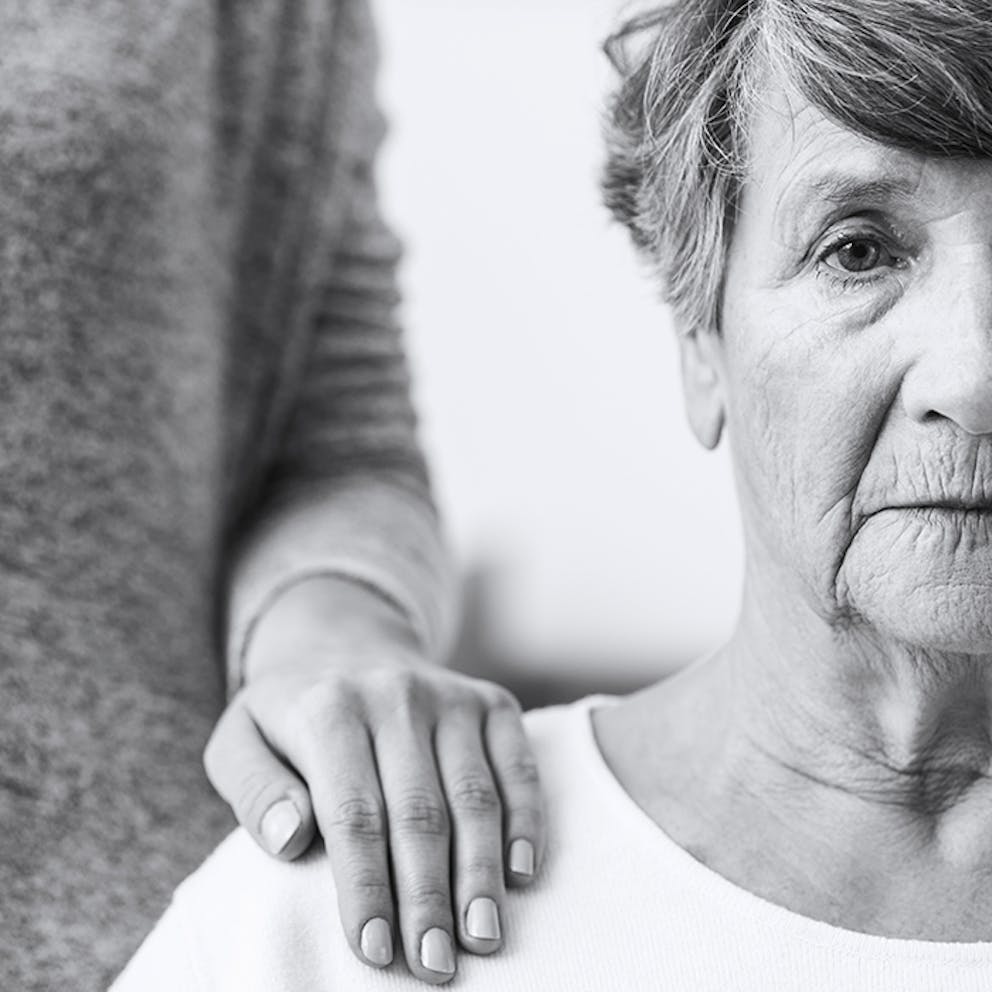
[596,564,992,938]
[725,564,992,840]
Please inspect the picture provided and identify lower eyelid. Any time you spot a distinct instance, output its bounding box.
[814,260,907,295]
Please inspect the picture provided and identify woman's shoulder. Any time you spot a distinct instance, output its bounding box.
[522,693,621,747]
[112,695,630,991]
[113,830,344,991]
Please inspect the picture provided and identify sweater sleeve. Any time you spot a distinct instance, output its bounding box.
[223,0,454,694]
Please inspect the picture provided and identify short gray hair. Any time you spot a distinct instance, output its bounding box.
[602,0,992,336]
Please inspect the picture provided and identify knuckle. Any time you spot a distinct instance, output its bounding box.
[402,881,451,912]
[393,791,449,837]
[461,856,502,880]
[291,679,352,732]
[448,776,501,816]
[234,766,277,815]
[503,754,541,788]
[489,690,522,716]
[330,795,387,841]
[346,873,393,906]
[508,803,544,837]
[366,666,419,699]
[365,671,429,735]
[384,674,428,722]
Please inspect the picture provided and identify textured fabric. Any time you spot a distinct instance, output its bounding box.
[112,698,992,992]
[0,3,449,989]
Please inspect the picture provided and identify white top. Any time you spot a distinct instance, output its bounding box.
[112,697,992,991]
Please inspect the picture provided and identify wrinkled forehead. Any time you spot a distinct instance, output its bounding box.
[740,82,992,238]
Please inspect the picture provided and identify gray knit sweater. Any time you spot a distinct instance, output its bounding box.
[0,3,448,989]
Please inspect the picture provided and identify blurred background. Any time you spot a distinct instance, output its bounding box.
[373,0,744,706]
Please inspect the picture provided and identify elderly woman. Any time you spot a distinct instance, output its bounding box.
[111,0,992,987]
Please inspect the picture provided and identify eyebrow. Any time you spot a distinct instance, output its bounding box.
[774,169,921,240]
[805,172,920,205]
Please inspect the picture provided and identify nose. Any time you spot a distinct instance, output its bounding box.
[902,260,992,436]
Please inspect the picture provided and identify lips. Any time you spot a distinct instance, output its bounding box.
[861,443,992,519]
[864,500,992,520]
[889,500,992,512]
[865,503,992,529]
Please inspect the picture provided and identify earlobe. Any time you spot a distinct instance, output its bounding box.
[679,331,725,450]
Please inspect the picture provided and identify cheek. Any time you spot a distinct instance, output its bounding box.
[721,297,899,607]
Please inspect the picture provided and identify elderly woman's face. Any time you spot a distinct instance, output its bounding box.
[697,87,992,651]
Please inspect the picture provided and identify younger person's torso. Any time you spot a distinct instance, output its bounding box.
[0,2,360,986]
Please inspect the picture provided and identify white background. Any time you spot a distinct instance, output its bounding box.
[374,0,744,679]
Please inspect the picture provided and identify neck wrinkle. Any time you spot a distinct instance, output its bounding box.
[726,571,992,825]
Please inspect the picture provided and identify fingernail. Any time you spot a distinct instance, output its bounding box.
[420,927,455,975]
[260,798,301,855]
[508,838,534,877]
[360,917,393,967]
[466,897,501,940]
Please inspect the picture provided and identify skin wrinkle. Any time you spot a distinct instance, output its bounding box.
[746,728,983,820]
[828,386,903,620]
[739,618,992,822]
[814,159,992,618]
[605,0,992,335]
[677,86,992,920]
[596,0,992,942]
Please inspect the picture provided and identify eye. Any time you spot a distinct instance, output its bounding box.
[833,240,883,272]
[820,236,902,275]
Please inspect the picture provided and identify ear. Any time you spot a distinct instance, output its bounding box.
[678,330,725,450]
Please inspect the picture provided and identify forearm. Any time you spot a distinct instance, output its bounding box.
[225,474,456,695]
[221,0,457,696]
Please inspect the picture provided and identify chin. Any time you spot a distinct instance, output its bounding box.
[842,512,992,655]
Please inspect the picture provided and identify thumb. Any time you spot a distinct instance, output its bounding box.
[204,701,317,861]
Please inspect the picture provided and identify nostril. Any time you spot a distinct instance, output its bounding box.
[903,377,992,435]
[900,338,992,433]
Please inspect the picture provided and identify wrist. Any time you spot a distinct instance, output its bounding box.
[242,573,424,684]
